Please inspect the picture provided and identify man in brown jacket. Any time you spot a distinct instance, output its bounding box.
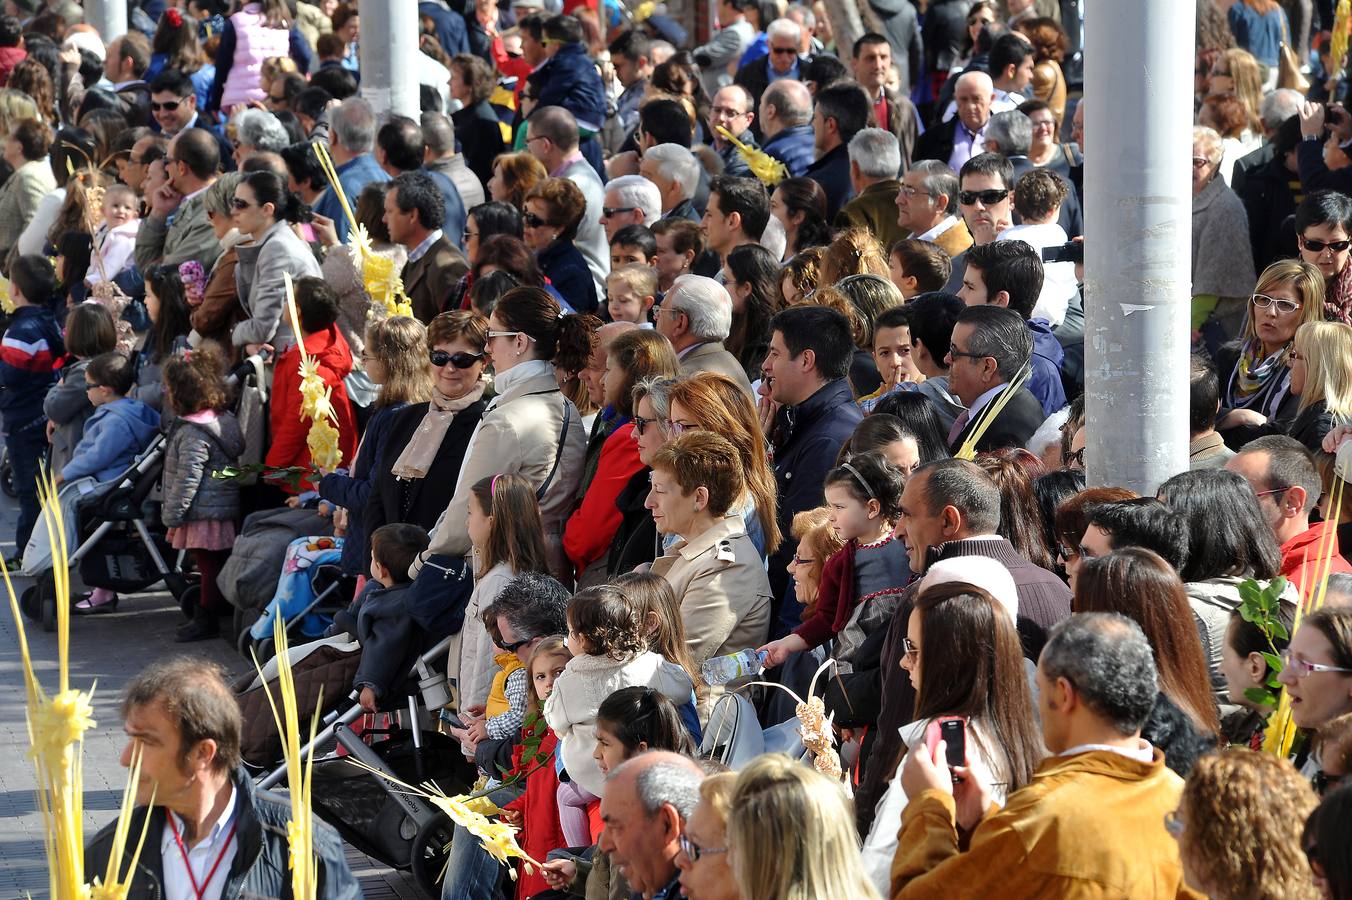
[385,171,466,324]
[837,127,906,247]
[891,614,1202,899]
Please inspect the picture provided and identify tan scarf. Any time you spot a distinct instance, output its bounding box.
[390,381,486,479]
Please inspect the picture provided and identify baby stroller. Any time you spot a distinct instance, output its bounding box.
[18,433,199,631]
[252,632,476,899]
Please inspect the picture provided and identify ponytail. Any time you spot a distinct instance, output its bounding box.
[241,170,313,225]
[493,286,597,363]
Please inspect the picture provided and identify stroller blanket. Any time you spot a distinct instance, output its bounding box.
[21,476,100,576]
[248,535,345,640]
[219,506,333,614]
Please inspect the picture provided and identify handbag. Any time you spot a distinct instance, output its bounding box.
[1278,15,1310,92]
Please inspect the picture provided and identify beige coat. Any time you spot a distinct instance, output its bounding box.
[0,159,55,263]
[679,341,754,397]
[420,361,586,581]
[650,514,772,666]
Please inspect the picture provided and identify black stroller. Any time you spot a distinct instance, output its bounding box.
[18,433,199,631]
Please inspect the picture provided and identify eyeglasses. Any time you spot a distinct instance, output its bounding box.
[769,45,799,55]
[709,105,749,118]
[666,419,700,436]
[1211,68,1232,77]
[1251,293,1302,315]
[792,554,815,566]
[463,229,478,241]
[1301,236,1352,253]
[430,349,485,368]
[486,329,538,342]
[268,94,287,104]
[231,197,255,210]
[601,206,637,218]
[902,636,919,662]
[1288,348,1304,362]
[84,382,105,391]
[1191,156,1212,169]
[150,99,182,112]
[678,833,727,863]
[1056,542,1078,561]
[1314,771,1345,795]
[958,188,1009,206]
[947,344,988,361]
[1164,811,1184,839]
[899,184,931,199]
[500,636,533,653]
[523,212,552,228]
[632,414,662,436]
[1253,486,1289,500]
[1281,649,1352,677]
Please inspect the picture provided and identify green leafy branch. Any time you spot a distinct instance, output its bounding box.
[212,464,321,493]
[1237,576,1290,708]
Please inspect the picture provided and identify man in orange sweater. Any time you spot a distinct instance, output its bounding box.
[890,613,1202,899]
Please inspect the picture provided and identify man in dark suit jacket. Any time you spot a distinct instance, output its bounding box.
[946,304,1046,454]
[807,82,873,219]
[384,172,467,323]
[734,19,813,139]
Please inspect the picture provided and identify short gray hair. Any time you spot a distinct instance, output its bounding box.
[985,110,1032,157]
[1325,572,1352,602]
[961,304,1032,381]
[762,79,812,127]
[1192,125,1223,165]
[332,97,377,153]
[529,105,580,151]
[766,17,802,43]
[634,761,702,820]
[203,171,245,218]
[234,107,290,154]
[848,128,900,180]
[785,3,815,29]
[645,143,700,199]
[421,111,456,156]
[633,375,676,419]
[666,274,732,341]
[911,159,959,214]
[1261,88,1304,131]
[1040,613,1158,736]
[606,174,662,226]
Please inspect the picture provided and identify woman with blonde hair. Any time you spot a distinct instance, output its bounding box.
[1286,321,1352,452]
[1217,258,1325,444]
[818,227,889,286]
[674,772,739,900]
[1207,47,1264,134]
[727,754,880,900]
[487,151,548,211]
[1174,749,1319,900]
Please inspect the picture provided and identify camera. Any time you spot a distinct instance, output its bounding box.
[1042,241,1084,265]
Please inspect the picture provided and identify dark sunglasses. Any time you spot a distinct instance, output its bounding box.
[1302,237,1352,253]
[430,349,485,368]
[770,46,798,55]
[151,100,182,112]
[523,212,552,228]
[230,197,254,210]
[1313,770,1344,795]
[602,206,636,218]
[632,414,660,436]
[959,188,1010,206]
[500,636,533,653]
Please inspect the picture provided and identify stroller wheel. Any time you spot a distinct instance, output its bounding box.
[409,812,455,899]
[19,584,39,622]
[0,456,14,498]
[177,583,201,621]
[38,579,57,633]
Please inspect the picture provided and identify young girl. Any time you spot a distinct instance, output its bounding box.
[214,0,294,112]
[759,452,910,669]
[544,585,693,845]
[612,570,706,733]
[500,636,572,898]
[45,303,116,475]
[135,264,193,413]
[161,345,246,642]
[538,687,695,897]
[455,473,550,723]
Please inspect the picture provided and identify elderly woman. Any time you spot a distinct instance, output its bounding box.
[1192,125,1258,348]
[674,772,739,900]
[524,177,599,314]
[1019,99,1080,175]
[450,53,506,187]
[369,311,489,538]
[607,375,675,576]
[1216,259,1324,445]
[564,330,680,587]
[0,118,54,266]
[190,172,247,347]
[647,430,772,666]
[487,151,547,210]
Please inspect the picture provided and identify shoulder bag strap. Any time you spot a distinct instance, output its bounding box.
[535,397,572,501]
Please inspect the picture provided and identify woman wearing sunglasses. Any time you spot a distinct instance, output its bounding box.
[1297,189,1352,324]
[230,170,322,357]
[1282,321,1352,453]
[522,177,599,314]
[369,311,489,540]
[1214,258,1324,447]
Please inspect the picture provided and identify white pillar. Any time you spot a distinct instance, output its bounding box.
[85,0,127,46]
[358,0,421,122]
[1082,0,1195,494]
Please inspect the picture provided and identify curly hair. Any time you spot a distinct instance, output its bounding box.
[818,227,889,287]
[1015,16,1069,63]
[525,177,586,241]
[782,246,825,305]
[1180,750,1319,900]
[567,584,647,659]
[451,53,497,106]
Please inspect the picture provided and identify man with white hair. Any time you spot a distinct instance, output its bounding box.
[837,127,905,245]
[759,78,816,177]
[595,752,704,900]
[656,274,753,394]
[915,70,996,171]
[896,159,972,257]
[641,144,703,222]
[734,18,809,123]
[527,105,609,296]
[601,175,661,241]
[312,97,389,243]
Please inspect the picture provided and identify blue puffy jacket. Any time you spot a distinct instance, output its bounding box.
[62,397,160,483]
[762,123,817,178]
[0,304,63,429]
[534,44,607,133]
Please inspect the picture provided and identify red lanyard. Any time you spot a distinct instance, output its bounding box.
[168,814,238,900]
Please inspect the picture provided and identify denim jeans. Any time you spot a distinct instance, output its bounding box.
[439,782,523,900]
[7,417,47,555]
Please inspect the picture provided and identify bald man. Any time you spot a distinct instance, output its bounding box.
[598,752,704,900]
[915,71,997,170]
[759,79,817,178]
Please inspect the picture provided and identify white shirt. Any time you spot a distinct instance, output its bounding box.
[407,228,445,265]
[997,222,1075,327]
[915,214,960,243]
[161,785,239,900]
[1059,739,1155,764]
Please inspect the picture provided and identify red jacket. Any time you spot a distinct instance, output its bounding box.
[266,324,358,484]
[1280,521,1352,602]
[563,422,642,576]
[793,534,906,649]
[0,46,26,87]
[502,725,565,898]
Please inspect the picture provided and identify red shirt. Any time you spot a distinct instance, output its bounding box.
[1280,521,1352,602]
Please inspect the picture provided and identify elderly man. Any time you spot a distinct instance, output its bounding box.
[837,127,905,245]
[896,159,972,257]
[599,751,705,900]
[527,105,609,296]
[709,84,758,177]
[231,107,289,168]
[945,304,1046,453]
[657,274,752,394]
[602,175,662,241]
[734,18,809,122]
[421,111,485,211]
[642,144,703,223]
[915,70,996,170]
[759,79,816,178]
[85,658,360,898]
[893,614,1195,898]
[313,97,390,243]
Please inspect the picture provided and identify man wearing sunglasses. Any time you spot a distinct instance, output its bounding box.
[148,68,236,168]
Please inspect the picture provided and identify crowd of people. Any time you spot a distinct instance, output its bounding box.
[0,0,1337,897]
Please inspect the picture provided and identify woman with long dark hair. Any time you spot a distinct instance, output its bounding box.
[230,169,321,354]
[862,580,1045,893]
[974,452,1055,572]
[869,389,953,464]
[723,243,780,383]
[769,177,832,262]
[448,201,523,310]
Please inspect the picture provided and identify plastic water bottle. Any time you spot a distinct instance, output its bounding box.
[701,649,767,685]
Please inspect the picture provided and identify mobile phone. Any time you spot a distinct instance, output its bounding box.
[925,716,967,769]
[1042,241,1084,265]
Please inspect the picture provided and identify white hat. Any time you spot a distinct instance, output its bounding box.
[63,30,105,64]
[917,555,1019,625]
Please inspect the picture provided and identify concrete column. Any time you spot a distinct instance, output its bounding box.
[1082,0,1195,495]
[85,0,128,46]
[358,0,421,121]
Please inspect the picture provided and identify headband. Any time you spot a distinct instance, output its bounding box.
[840,462,875,501]
[490,473,501,497]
